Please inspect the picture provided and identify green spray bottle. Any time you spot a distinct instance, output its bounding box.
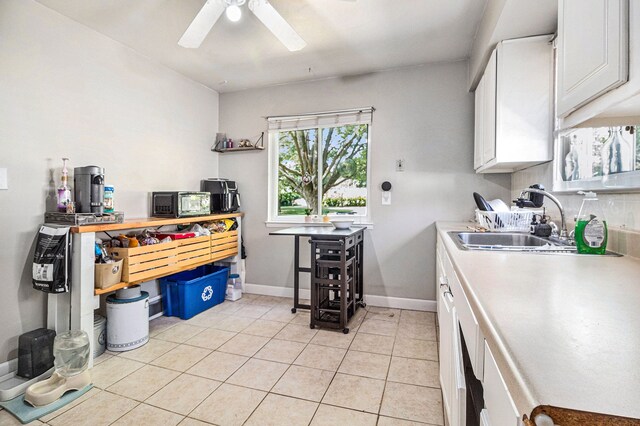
[575,191,607,255]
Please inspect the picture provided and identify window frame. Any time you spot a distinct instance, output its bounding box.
[267,121,372,225]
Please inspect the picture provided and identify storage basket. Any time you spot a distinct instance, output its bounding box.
[160,265,229,319]
[94,259,124,289]
[109,241,179,283]
[475,209,533,232]
[109,234,233,285]
[211,231,239,261]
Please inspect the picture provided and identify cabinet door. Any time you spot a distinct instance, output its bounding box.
[482,50,497,164]
[556,0,629,116]
[451,308,467,426]
[438,279,454,423]
[483,341,521,426]
[474,75,485,170]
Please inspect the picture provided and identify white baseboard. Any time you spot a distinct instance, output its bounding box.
[364,295,436,312]
[244,283,436,312]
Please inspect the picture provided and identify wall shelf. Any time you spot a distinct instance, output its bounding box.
[214,146,265,153]
[213,132,264,153]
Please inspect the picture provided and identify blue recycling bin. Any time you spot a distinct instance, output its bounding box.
[159,265,229,320]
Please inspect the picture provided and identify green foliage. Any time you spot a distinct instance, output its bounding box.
[323,196,367,207]
[278,191,301,207]
[277,124,368,214]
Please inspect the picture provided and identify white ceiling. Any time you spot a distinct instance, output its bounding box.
[36,0,489,92]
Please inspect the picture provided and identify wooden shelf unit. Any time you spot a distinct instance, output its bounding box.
[95,281,129,295]
[89,213,243,296]
[72,212,242,233]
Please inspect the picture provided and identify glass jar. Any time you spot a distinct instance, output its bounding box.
[53,330,90,377]
[228,273,242,290]
[104,185,115,213]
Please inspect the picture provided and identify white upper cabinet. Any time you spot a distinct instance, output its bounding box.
[556,0,629,118]
[474,36,553,173]
[482,50,497,166]
[474,75,485,170]
[556,1,640,129]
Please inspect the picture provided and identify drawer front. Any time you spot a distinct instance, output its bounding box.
[483,341,520,426]
[442,249,484,381]
[344,236,355,249]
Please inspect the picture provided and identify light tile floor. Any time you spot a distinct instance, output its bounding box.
[1,295,443,426]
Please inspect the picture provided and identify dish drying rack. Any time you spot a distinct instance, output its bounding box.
[475,209,533,232]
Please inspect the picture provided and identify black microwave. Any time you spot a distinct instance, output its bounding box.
[151,192,211,218]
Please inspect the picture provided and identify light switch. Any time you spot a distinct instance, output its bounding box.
[382,191,391,205]
[0,168,7,190]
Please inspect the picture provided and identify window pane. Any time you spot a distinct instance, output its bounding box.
[321,124,368,216]
[277,129,319,215]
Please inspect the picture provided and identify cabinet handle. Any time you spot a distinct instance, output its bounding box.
[444,289,453,299]
[439,276,448,287]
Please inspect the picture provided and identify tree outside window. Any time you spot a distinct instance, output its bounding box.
[276,124,368,217]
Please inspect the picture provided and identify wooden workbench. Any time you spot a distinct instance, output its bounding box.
[47,212,243,368]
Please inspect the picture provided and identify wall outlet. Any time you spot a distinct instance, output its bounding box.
[396,159,405,172]
[0,168,7,190]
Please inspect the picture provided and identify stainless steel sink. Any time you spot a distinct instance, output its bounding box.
[456,232,557,247]
[448,231,621,256]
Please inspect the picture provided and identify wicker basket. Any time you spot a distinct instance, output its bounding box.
[475,209,533,232]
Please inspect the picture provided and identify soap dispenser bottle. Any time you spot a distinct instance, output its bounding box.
[575,191,607,254]
[56,158,72,212]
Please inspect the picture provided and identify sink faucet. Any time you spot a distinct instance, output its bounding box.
[514,188,569,240]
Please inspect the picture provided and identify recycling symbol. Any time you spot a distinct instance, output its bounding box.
[201,285,213,302]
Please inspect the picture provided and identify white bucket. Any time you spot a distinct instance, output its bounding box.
[93,314,106,358]
[106,291,149,352]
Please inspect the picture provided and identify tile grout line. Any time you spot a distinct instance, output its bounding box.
[62,301,438,426]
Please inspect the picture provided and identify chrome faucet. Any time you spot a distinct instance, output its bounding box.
[515,187,569,240]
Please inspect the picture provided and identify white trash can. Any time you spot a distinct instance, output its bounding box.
[106,288,149,352]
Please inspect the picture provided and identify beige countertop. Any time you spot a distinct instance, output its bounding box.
[436,222,640,420]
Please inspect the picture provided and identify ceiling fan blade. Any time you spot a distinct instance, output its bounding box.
[248,0,306,52]
[178,0,226,48]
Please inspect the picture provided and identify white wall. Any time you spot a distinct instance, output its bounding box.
[0,0,219,362]
[218,62,512,304]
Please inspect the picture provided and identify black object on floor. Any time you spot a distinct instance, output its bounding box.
[18,328,56,379]
[309,229,365,334]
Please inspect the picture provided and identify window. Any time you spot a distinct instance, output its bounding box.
[267,108,373,223]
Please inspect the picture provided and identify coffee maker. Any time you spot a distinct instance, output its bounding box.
[201,178,240,213]
[74,166,105,215]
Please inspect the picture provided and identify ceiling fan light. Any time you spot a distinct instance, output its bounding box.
[226,4,242,22]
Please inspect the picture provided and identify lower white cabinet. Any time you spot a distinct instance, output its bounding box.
[437,247,454,421]
[483,341,521,426]
[437,234,523,426]
[437,247,467,426]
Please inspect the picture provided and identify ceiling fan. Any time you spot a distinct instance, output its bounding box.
[179,0,307,52]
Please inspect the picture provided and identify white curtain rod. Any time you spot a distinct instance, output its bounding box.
[265,107,375,122]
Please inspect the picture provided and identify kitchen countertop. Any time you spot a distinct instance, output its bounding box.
[436,222,640,421]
